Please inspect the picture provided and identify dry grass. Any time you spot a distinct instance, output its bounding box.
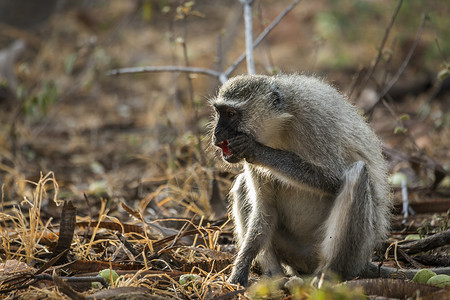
[0,170,240,299]
[1,172,59,264]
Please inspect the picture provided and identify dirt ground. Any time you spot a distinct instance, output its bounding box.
[0,0,449,299]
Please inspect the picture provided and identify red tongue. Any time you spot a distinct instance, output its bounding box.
[220,140,230,155]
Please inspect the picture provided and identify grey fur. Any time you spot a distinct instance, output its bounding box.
[211,74,391,286]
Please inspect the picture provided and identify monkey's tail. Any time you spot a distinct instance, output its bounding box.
[320,161,377,280]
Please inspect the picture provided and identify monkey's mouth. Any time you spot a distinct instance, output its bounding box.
[216,140,233,160]
[215,134,243,163]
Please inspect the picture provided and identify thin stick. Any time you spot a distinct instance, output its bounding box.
[224,0,302,77]
[399,228,450,255]
[376,14,427,100]
[241,0,255,74]
[365,12,427,114]
[107,65,222,78]
[350,0,403,99]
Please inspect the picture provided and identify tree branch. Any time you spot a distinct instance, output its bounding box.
[224,0,302,77]
[399,229,450,255]
[365,12,427,115]
[241,0,255,74]
[375,13,427,101]
[107,65,222,78]
[107,0,302,83]
[351,0,403,99]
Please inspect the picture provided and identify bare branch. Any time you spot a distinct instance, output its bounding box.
[108,0,302,83]
[241,0,255,74]
[107,65,222,78]
[376,14,427,100]
[224,0,302,77]
[365,12,427,114]
[351,0,403,99]
[399,229,450,255]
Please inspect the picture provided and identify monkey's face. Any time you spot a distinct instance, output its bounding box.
[212,104,243,163]
[211,75,293,163]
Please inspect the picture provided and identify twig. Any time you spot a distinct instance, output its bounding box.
[375,13,427,102]
[35,250,69,275]
[397,248,424,269]
[149,217,195,260]
[117,232,141,257]
[241,0,255,74]
[434,38,448,63]
[107,66,222,78]
[351,0,403,99]
[152,226,223,248]
[399,229,450,255]
[365,12,427,115]
[347,67,366,98]
[83,193,93,240]
[380,36,398,87]
[53,274,86,300]
[0,273,106,294]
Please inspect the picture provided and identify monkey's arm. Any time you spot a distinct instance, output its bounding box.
[228,135,341,194]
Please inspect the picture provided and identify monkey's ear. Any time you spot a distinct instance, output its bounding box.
[270,83,285,109]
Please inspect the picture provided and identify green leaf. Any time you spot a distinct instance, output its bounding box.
[398,114,410,121]
[394,126,407,135]
[438,68,449,81]
[98,269,119,285]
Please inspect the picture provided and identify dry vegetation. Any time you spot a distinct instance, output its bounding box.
[0,0,449,299]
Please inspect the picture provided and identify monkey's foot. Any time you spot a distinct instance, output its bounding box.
[228,268,250,287]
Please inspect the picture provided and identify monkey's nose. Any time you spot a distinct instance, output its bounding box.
[214,130,227,145]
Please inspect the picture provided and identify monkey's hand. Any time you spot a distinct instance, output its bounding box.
[228,134,262,164]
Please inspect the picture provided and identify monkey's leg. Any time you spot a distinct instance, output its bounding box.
[231,178,283,280]
[319,161,376,280]
[229,211,278,286]
[229,170,279,286]
[230,175,284,278]
[229,174,250,244]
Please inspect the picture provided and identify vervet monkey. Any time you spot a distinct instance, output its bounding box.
[210,74,450,286]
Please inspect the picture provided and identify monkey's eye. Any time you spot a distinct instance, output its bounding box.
[226,108,237,119]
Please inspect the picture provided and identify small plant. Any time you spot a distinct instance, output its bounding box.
[437,63,449,81]
[22,81,59,118]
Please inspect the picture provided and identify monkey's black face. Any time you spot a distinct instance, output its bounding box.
[213,105,243,163]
